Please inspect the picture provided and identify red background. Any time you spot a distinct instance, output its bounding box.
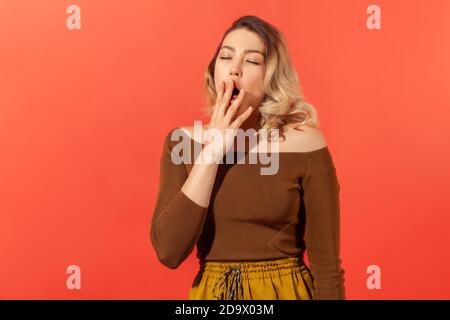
[1,0,449,299]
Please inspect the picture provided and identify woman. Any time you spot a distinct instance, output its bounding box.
[150,15,346,300]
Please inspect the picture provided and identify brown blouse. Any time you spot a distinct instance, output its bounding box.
[150,127,346,299]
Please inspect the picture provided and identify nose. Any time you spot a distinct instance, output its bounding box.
[230,69,240,77]
[229,72,240,87]
[229,62,241,78]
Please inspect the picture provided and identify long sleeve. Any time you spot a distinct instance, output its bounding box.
[302,147,346,299]
[150,128,208,269]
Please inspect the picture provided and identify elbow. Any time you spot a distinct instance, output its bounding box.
[150,230,185,269]
[154,249,184,269]
[308,257,346,300]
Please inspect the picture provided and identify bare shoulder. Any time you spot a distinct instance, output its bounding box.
[278,125,328,153]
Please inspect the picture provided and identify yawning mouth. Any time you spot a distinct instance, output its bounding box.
[232,86,240,99]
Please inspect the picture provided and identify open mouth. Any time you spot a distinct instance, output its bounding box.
[231,86,240,100]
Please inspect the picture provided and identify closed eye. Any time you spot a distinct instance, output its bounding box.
[219,57,260,65]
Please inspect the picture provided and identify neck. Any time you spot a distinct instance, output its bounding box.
[232,109,262,153]
[239,108,261,132]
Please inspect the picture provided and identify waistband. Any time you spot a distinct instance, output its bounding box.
[197,256,307,300]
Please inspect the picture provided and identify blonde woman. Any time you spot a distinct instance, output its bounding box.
[150,15,346,300]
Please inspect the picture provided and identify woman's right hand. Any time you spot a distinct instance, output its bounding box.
[200,79,255,164]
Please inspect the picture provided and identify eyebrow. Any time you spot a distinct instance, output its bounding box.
[220,45,265,58]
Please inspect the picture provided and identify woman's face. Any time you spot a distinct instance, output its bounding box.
[214,28,266,116]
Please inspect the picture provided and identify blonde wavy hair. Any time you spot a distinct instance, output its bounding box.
[201,15,321,142]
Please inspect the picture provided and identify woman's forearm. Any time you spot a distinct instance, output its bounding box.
[181,147,219,208]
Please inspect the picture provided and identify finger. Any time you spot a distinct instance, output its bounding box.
[218,80,234,117]
[215,81,224,105]
[219,79,233,116]
[231,106,254,128]
[211,81,224,120]
[224,88,245,124]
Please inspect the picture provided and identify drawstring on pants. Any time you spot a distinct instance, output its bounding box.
[211,265,244,300]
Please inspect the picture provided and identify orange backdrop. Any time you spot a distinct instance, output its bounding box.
[1,0,449,299]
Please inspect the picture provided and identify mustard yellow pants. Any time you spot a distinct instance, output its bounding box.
[188,256,315,300]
